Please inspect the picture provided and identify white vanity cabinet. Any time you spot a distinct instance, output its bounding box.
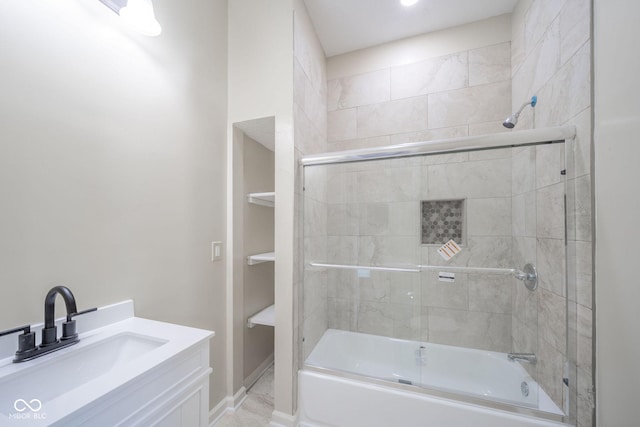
[0,301,214,427]
[56,340,211,427]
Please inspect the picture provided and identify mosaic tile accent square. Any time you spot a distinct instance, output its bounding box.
[421,199,464,245]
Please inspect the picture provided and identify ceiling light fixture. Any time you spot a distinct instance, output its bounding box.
[401,0,419,7]
[98,0,162,37]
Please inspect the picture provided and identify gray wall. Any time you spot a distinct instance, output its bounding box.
[594,0,640,426]
[0,0,229,408]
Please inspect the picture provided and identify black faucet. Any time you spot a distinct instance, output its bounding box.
[41,285,79,347]
[0,286,96,363]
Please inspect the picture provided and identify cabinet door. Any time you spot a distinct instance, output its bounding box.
[151,391,202,427]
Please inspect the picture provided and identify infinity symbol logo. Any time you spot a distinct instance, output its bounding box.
[13,399,42,412]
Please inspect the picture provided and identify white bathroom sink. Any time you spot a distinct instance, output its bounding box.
[0,301,214,425]
[0,332,166,405]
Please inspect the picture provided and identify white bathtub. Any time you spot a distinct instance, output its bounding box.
[299,329,569,427]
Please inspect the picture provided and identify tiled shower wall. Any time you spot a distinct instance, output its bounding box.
[327,42,511,150]
[303,20,514,361]
[511,0,592,425]
[318,36,519,354]
[511,142,567,408]
[320,149,519,353]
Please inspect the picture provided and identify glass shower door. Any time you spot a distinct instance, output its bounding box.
[300,141,569,416]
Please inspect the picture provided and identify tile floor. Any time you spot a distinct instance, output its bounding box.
[215,365,274,427]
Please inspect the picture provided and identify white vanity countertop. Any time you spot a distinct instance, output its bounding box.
[0,300,214,425]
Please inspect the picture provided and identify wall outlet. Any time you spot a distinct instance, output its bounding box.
[211,241,222,261]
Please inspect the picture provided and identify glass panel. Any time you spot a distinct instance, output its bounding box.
[301,142,568,416]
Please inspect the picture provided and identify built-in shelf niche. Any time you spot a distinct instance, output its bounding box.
[421,199,465,245]
[247,304,275,328]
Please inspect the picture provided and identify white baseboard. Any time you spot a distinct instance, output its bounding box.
[208,398,228,426]
[244,353,274,390]
[231,386,247,410]
[270,410,297,427]
[209,387,247,426]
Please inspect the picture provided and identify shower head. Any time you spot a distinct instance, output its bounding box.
[503,96,537,129]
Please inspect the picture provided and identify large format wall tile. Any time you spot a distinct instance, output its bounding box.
[559,0,591,66]
[421,271,469,310]
[573,174,592,242]
[357,300,422,340]
[361,202,419,237]
[358,235,420,266]
[575,240,592,309]
[424,236,513,269]
[469,42,511,86]
[327,135,391,152]
[512,146,536,195]
[576,366,594,427]
[577,303,593,373]
[362,271,421,306]
[536,143,565,189]
[326,170,356,204]
[539,288,567,353]
[327,203,360,236]
[536,237,566,297]
[327,297,355,331]
[328,69,390,111]
[428,307,511,352]
[390,51,468,100]
[524,0,565,53]
[428,81,511,128]
[512,191,537,237]
[468,274,513,314]
[357,96,429,138]
[304,198,328,238]
[468,121,510,136]
[511,0,533,74]
[326,236,358,264]
[512,17,560,107]
[536,41,590,127]
[295,103,323,155]
[568,107,591,179]
[537,335,565,409]
[328,108,357,142]
[390,126,468,145]
[536,183,565,239]
[467,197,512,237]
[428,158,512,199]
[512,316,537,355]
[355,166,423,202]
[513,276,538,328]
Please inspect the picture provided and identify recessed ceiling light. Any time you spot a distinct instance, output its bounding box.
[401,0,419,7]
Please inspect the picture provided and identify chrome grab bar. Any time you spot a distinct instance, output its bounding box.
[308,262,538,291]
[308,262,421,273]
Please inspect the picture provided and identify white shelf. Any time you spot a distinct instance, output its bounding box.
[247,304,275,328]
[247,192,275,207]
[247,252,275,265]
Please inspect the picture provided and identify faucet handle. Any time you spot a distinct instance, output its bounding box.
[65,307,98,322]
[61,307,97,341]
[61,320,77,342]
[0,325,37,356]
[0,325,31,338]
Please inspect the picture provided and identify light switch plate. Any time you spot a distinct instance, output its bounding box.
[212,241,222,261]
